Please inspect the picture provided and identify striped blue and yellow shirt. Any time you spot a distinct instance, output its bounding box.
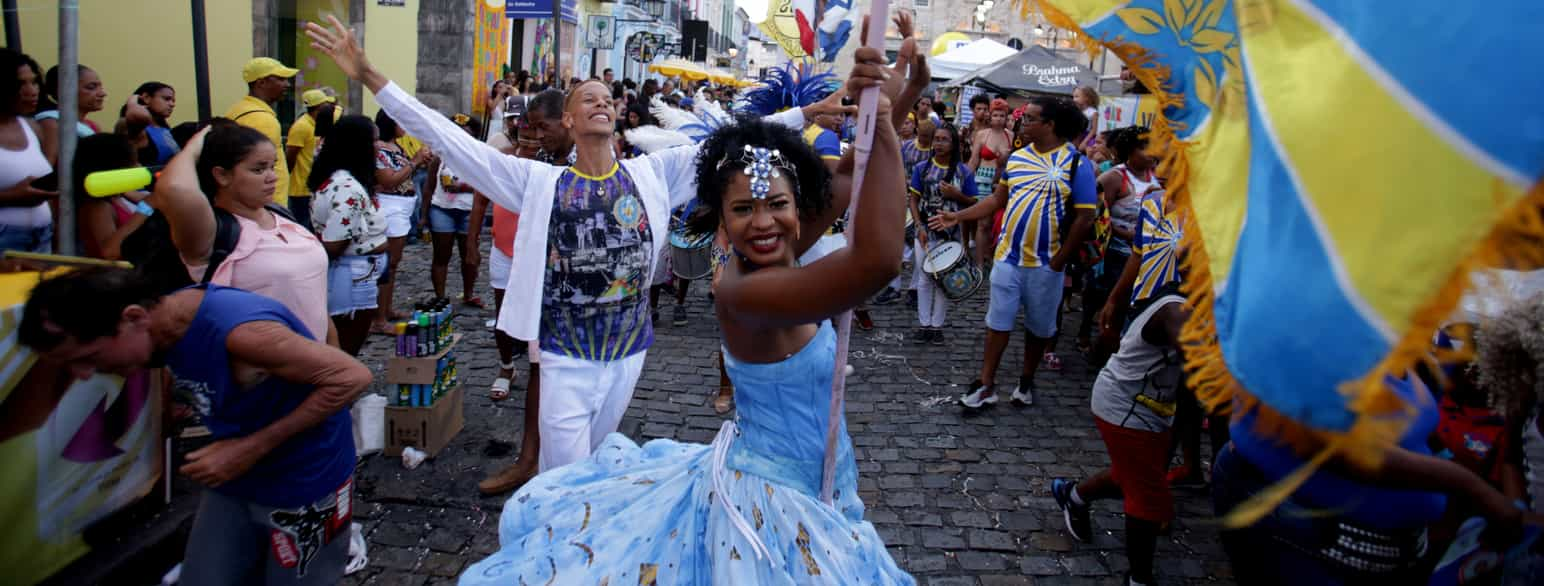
[993,143,1097,268]
[1131,189,1182,304]
[803,124,842,161]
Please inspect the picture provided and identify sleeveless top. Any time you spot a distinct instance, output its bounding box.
[1090,295,1184,432]
[0,118,54,227]
[167,286,354,507]
[723,322,858,499]
[1108,164,1154,253]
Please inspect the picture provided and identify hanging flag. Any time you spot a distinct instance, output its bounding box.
[759,0,817,60]
[1023,0,1544,514]
[816,0,860,63]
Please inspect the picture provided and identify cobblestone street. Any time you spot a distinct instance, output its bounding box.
[344,236,1234,586]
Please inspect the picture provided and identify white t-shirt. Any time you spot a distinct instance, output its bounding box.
[432,162,476,211]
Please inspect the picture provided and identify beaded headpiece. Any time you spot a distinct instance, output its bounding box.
[717,144,795,200]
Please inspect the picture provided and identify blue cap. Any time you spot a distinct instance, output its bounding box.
[680,97,695,108]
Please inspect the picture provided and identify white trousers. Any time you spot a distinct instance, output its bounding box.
[536,351,647,472]
[913,254,949,327]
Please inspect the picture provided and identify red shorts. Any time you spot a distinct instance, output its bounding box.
[1095,418,1174,523]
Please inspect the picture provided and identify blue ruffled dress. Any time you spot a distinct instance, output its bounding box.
[460,322,913,584]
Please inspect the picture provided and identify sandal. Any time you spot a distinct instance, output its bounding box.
[462,295,486,309]
[1042,352,1063,372]
[369,322,396,336]
[490,360,516,401]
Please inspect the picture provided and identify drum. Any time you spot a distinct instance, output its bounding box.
[923,241,983,300]
[669,229,713,280]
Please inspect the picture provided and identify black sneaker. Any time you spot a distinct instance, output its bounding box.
[928,328,945,346]
[912,328,930,344]
[1052,478,1092,542]
[872,288,901,305]
[671,305,688,327]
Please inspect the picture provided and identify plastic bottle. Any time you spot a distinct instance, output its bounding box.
[397,383,410,406]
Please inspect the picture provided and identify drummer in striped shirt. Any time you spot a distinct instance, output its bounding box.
[929,96,1097,410]
[907,121,975,344]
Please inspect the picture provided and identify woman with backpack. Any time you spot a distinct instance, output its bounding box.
[150,119,333,345]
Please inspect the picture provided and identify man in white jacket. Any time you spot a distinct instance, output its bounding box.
[306,17,850,470]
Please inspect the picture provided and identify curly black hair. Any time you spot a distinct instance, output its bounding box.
[1106,125,1151,164]
[687,117,832,237]
[1029,95,1088,142]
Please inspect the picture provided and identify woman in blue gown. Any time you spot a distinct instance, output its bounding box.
[456,40,921,586]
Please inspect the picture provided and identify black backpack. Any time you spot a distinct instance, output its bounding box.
[121,203,298,294]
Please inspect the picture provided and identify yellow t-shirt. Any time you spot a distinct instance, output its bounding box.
[286,114,318,197]
[223,95,289,206]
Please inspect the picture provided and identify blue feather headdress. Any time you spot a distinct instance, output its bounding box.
[736,62,838,118]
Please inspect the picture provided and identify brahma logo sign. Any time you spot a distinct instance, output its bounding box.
[1022,64,1083,88]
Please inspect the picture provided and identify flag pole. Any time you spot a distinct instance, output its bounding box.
[820,0,888,506]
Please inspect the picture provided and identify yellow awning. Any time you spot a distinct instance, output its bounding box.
[648,59,710,81]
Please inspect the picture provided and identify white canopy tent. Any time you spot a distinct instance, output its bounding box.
[929,38,1017,80]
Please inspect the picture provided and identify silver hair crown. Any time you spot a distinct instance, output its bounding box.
[717,145,795,199]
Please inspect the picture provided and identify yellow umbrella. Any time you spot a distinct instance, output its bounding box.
[648,59,710,81]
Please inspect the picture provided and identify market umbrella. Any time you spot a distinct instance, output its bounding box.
[940,45,1098,96]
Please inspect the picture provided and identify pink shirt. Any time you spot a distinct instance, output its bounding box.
[185,212,331,341]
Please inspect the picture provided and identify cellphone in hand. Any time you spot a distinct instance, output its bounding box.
[31,172,58,191]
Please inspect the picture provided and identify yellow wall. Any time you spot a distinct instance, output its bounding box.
[8,0,254,128]
[361,0,418,117]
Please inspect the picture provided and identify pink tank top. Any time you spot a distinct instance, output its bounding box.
[186,212,331,341]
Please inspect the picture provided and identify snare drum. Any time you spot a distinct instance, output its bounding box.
[669,229,713,280]
[923,241,983,300]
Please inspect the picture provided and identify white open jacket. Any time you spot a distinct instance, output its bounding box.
[375,82,806,344]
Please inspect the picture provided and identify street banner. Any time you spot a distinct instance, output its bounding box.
[0,271,163,584]
[505,0,553,19]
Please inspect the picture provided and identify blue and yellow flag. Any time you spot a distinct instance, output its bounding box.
[1024,0,1544,513]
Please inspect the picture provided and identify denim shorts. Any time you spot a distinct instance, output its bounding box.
[428,206,471,235]
[985,261,1063,337]
[327,254,384,316]
[0,223,52,254]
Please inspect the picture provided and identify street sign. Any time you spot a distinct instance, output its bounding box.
[505,0,553,19]
[587,15,614,49]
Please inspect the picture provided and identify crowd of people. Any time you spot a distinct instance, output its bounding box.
[5,6,1543,585]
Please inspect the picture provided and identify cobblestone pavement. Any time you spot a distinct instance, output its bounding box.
[344,236,1234,586]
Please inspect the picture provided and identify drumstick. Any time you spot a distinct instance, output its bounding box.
[821,0,890,506]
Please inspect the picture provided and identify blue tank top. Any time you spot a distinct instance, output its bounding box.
[167,285,354,508]
[144,126,179,166]
[1230,375,1445,529]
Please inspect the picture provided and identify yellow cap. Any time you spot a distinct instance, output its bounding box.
[395,322,407,335]
[242,57,299,83]
[301,89,336,108]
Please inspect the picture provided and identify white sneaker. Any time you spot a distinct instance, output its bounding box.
[959,382,998,409]
[1010,382,1034,406]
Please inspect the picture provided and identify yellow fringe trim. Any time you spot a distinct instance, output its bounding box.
[1016,0,1544,527]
